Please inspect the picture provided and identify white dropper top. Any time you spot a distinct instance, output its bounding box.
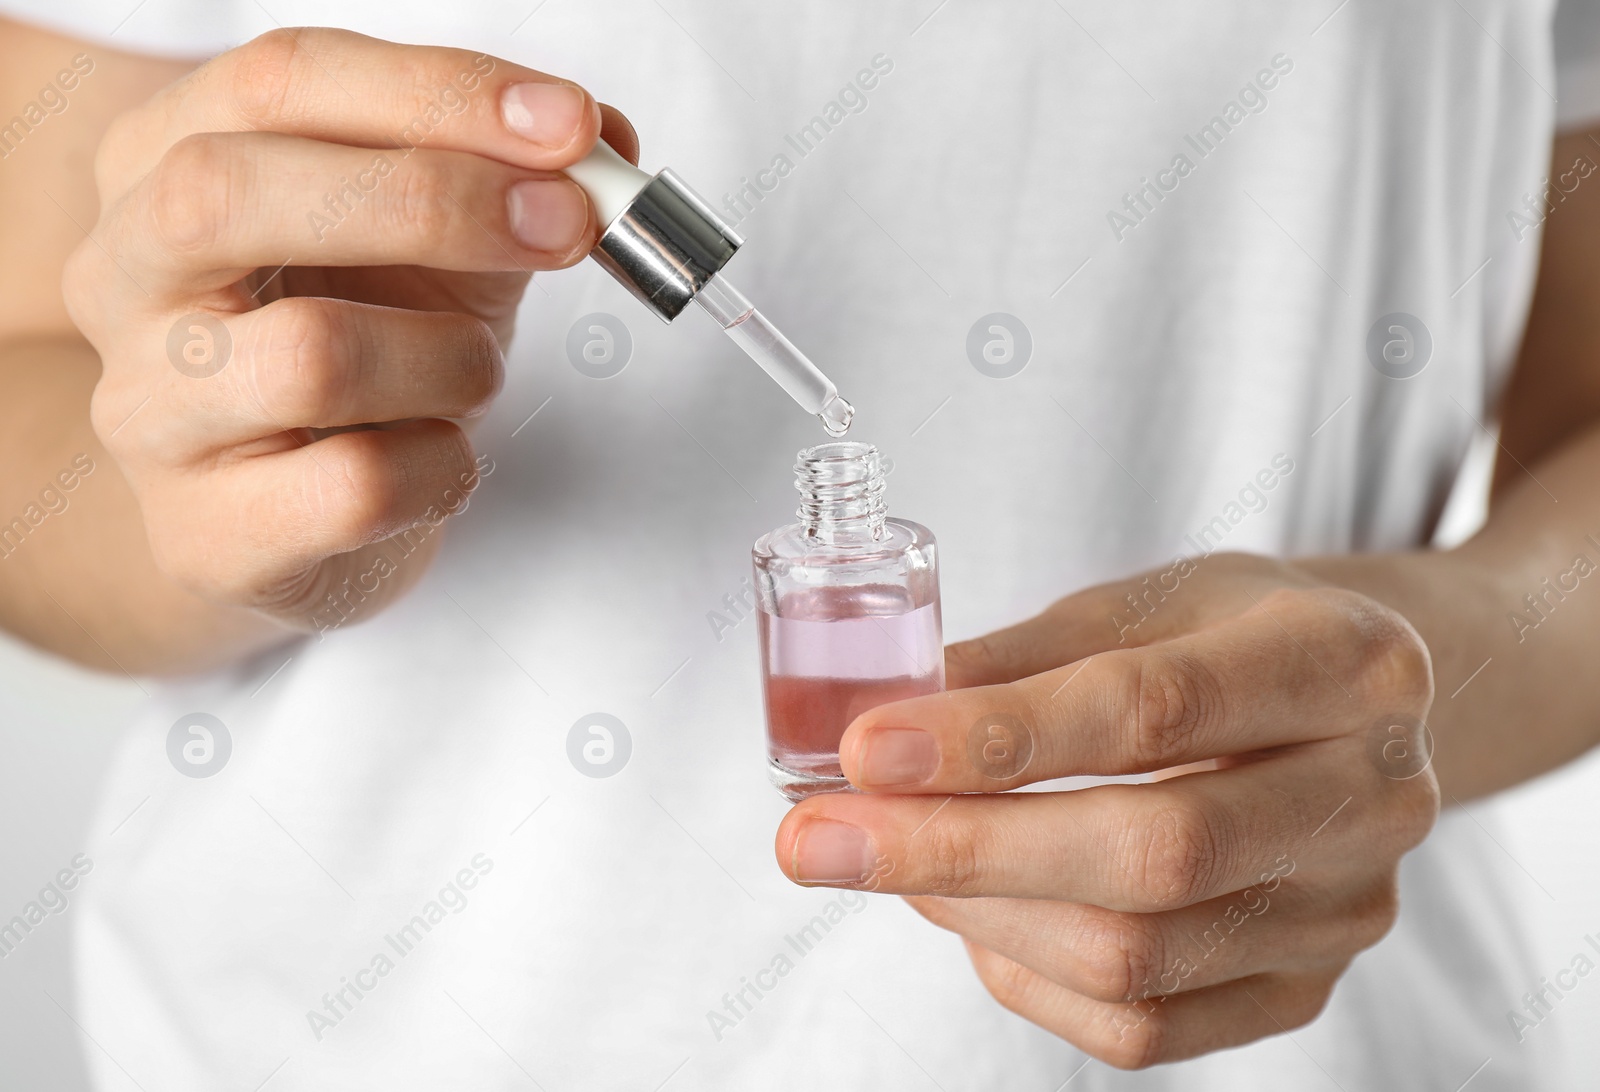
[563,139,653,226]
[564,141,854,436]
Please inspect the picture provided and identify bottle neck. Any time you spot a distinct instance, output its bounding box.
[795,442,888,546]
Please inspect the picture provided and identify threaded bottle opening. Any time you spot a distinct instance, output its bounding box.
[794,441,887,544]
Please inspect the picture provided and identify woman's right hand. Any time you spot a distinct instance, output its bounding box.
[64,28,634,633]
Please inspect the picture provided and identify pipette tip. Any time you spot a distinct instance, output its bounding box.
[818,393,855,436]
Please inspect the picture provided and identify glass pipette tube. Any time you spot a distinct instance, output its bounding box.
[694,274,855,436]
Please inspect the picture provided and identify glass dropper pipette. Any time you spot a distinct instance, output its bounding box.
[564,140,854,435]
[693,274,855,435]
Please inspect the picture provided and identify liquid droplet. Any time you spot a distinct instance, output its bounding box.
[818,393,854,436]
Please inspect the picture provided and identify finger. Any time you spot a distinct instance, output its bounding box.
[842,587,1432,792]
[115,132,592,295]
[943,555,1316,690]
[904,871,1396,1003]
[779,739,1438,907]
[944,597,1124,691]
[155,298,503,454]
[100,28,604,194]
[140,418,479,606]
[962,940,1340,1070]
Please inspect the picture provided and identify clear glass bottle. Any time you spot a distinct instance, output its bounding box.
[752,442,944,801]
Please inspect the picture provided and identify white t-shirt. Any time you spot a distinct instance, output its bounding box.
[5,0,1598,1088]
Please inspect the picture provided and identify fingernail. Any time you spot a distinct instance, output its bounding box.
[507,180,589,254]
[501,82,590,149]
[793,820,873,883]
[861,728,939,787]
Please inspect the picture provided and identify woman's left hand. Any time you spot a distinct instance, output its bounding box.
[775,553,1440,1069]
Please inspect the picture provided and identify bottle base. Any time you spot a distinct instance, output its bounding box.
[768,760,855,802]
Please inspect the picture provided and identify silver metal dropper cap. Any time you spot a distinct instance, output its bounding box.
[589,169,742,322]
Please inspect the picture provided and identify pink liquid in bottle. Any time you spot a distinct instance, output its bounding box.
[759,590,943,797]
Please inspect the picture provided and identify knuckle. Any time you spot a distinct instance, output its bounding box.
[316,432,406,543]
[85,383,119,445]
[920,821,984,897]
[61,240,106,335]
[1208,550,1269,576]
[1390,765,1442,848]
[1073,908,1157,1003]
[1097,1007,1171,1070]
[1134,794,1222,909]
[1352,880,1402,949]
[975,949,1041,1017]
[430,427,479,513]
[318,422,473,544]
[1313,587,1434,711]
[88,379,184,470]
[944,631,1014,686]
[246,298,362,423]
[1360,614,1434,712]
[247,566,327,620]
[1252,581,1310,608]
[449,314,505,413]
[1276,975,1337,1032]
[86,381,144,461]
[428,418,476,476]
[146,133,234,255]
[387,160,457,250]
[225,28,313,127]
[1130,650,1221,767]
